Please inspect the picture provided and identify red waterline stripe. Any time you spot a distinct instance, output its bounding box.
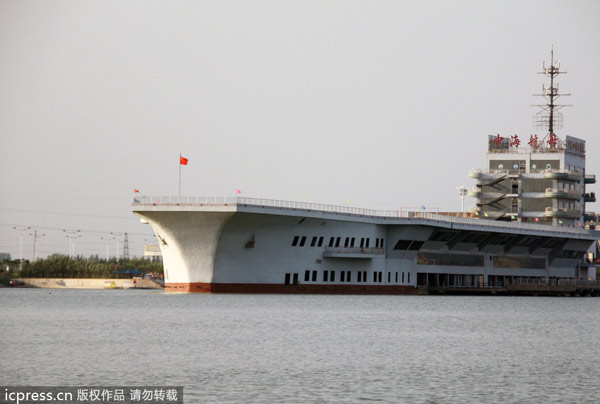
[165,282,415,294]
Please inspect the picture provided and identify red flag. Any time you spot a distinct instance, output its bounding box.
[180,156,188,165]
[236,189,241,194]
[134,189,140,193]
[535,217,539,222]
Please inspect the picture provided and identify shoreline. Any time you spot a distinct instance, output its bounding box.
[8,277,163,290]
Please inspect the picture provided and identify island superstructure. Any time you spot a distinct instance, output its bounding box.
[469,50,596,227]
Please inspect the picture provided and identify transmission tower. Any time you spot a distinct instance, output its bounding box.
[123,233,130,259]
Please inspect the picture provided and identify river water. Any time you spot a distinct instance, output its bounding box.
[1,289,599,403]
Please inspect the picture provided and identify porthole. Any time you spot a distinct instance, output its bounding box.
[513,164,518,169]
[498,164,504,169]
[546,163,552,169]
[532,164,537,169]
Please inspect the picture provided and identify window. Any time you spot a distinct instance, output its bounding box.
[346,271,351,282]
[373,272,377,282]
[546,163,552,169]
[318,237,324,247]
[513,164,518,169]
[350,237,355,247]
[394,240,412,250]
[304,270,310,282]
[330,271,335,282]
[407,273,410,283]
[402,272,405,283]
[344,237,350,248]
[312,270,317,282]
[498,164,504,169]
[310,236,317,247]
[395,272,398,283]
[417,252,484,267]
[388,272,391,283]
[341,271,345,282]
[323,271,329,282]
[429,230,456,242]
[292,236,299,247]
[329,237,335,247]
[357,272,362,282]
[335,237,341,247]
[378,272,383,283]
[363,271,367,282]
[365,238,370,248]
[408,241,424,250]
[299,236,307,247]
[492,256,546,269]
[284,273,291,285]
[293,273,298,285]
[557,250,586,259]
[360,238,365,248]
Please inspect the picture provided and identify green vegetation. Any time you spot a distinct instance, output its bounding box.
[1,255,163,279]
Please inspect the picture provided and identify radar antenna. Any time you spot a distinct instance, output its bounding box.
[532,47,572,143]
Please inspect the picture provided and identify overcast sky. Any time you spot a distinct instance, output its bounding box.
[1,0,599,260]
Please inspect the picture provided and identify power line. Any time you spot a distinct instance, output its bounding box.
[0,191,131,201]
[0,206,134,220]
[0,223,153,237]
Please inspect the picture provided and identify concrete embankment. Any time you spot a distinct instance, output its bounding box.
[14,278,163,290]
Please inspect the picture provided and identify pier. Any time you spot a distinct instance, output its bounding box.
[421,280,600,297]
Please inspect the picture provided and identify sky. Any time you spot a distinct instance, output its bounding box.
[1,0,599,260]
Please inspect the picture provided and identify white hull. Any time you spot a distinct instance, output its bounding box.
[133,197,599,293]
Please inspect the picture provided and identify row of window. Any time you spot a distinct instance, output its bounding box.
[417,252,485,267]
[493,163,584,173]
[556,250,586,260]
[291,236,385,248]
[497,163,556,170]
[414,252,549,269]
[558,201,579,210]
[393,240,425,251]
[301,270,410,284]
[492,256,546,269]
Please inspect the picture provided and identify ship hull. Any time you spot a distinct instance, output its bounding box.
[133,197,599,293]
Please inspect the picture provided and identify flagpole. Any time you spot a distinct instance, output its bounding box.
[178,153,181,198]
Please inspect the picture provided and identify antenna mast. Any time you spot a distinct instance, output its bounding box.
[532,47,571,138]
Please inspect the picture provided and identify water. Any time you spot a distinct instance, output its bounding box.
[1,289,599,403]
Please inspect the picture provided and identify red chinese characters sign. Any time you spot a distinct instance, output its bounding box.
[490,133,568,151]
[547,133,559,148]
[493,134,504,146]
[528,134,540,148]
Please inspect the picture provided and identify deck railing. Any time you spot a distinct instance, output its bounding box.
[132,196,598,235]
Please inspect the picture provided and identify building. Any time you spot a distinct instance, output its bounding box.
[468,51,596,227]
[469,134,595,226]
